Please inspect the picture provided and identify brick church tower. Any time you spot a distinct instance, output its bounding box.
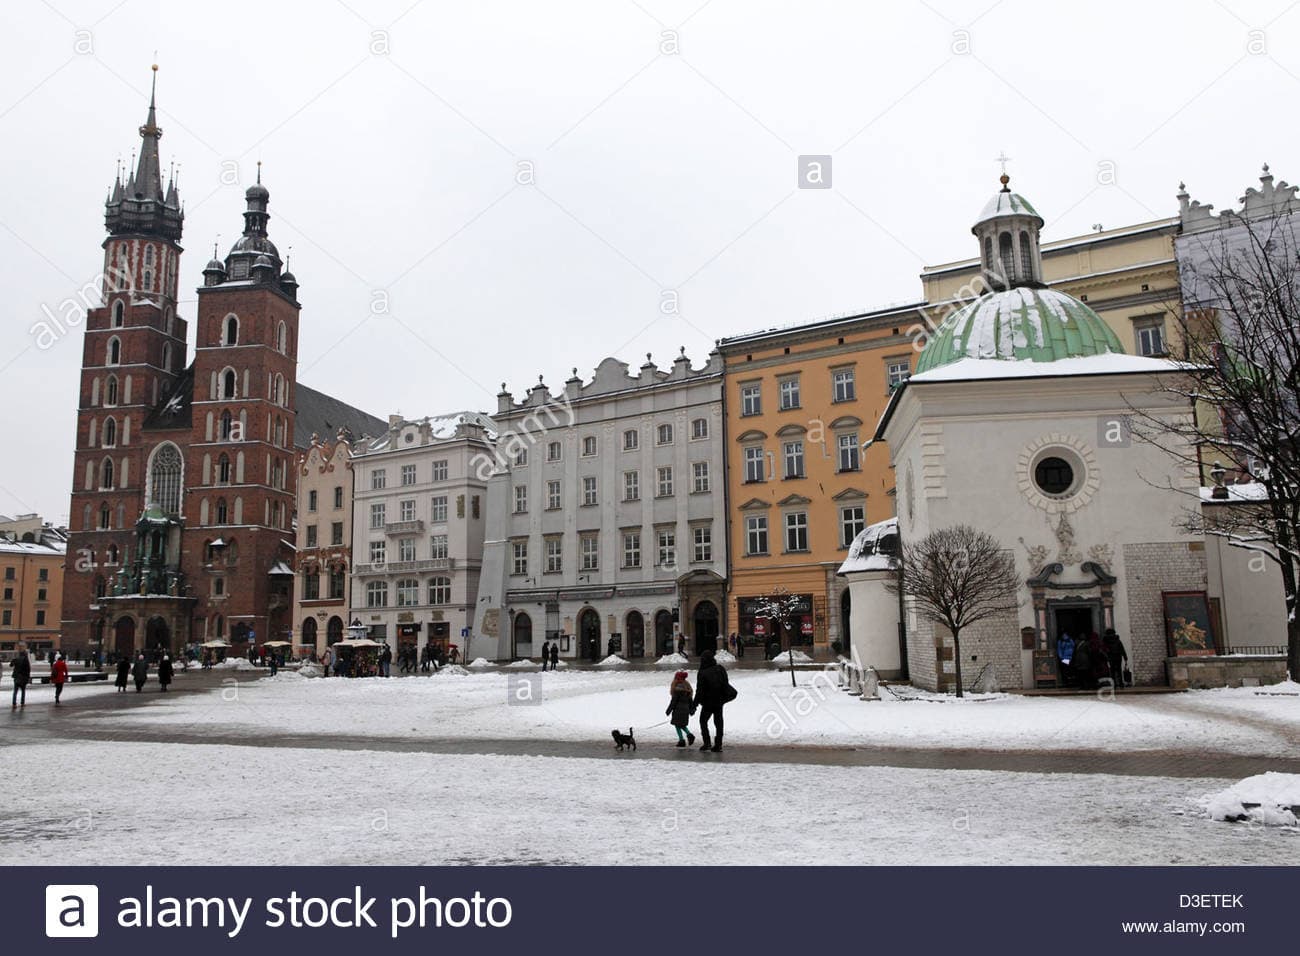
[61,68,301,658]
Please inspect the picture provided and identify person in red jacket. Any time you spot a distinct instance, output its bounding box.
[51,652,69,706]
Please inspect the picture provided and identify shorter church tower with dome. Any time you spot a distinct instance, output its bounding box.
[840,175,1286,692]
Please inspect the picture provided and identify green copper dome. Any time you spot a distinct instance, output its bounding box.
[915,287,1125,374]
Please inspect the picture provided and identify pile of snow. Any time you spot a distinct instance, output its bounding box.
[213,658,260,672]
[260,669,307,683]
[656,653,688,666]
[435,664,470,677]
[1204,773,1300,826]
[297,664,323,679]
[771,650,813,665]
[596,655,627,667]
[714,650,736,663]
[504,659,538,669]
[466,658,494,669]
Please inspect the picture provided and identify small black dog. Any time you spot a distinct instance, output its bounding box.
[611,727,636,752]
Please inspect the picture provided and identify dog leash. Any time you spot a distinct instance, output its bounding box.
[630,720,670,731]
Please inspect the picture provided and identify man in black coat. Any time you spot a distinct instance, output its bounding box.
[10,648,31,709]
[131,653,149,692]
[692,650,733,752]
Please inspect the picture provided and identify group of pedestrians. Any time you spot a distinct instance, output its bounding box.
[538,640,560,670]
[4,643,174,709]
[663,649,736,752]
[113,653,174,693]
[1056,628,1129,690]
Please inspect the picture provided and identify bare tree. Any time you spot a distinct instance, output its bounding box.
[1128,214,1300,677]
[751,585,808,687]
[889,525,1020,697]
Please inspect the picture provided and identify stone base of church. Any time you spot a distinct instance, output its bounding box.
[1166,654,1288,689]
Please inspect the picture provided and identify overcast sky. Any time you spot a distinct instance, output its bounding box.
[3,0,1298,523]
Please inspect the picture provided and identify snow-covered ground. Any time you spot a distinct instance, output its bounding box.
[82,669,1300,757]
[2,740,1294,866]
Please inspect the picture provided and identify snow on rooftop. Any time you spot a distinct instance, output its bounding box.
[909,353,1188,383]
[838,517,899,575]
[1199,482,1269,503]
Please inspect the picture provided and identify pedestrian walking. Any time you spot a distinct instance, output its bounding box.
[1102,628,1129,687]
[693,649,736,752]
[665,670,696,748]
[676,635,687,657]
[268,652,279,677]
[158,655,174,692]
[549,641,558,671]
[115,657,130,692]
[321,647,333,678]
[380,643,392,677]
[51,652,69,706]
[11,646,32,709]
[541,639,551,671]
[132,653,148,693]
[1056,632,1075,688]
[735,633,745,659]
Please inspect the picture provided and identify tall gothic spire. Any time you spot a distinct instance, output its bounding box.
[105,65,183,240]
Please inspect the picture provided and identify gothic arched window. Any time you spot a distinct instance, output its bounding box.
[224,314,239,346]
[222,368,237,399]
[112,300,125,328]
[148,442,184,515]
[277,321,287,354]
[106,375,119,406]
[101,457,114,490]
[220,410,233,441]
[162,342,172,371]
[107,336,121,366]
[216,498,229,525]
[217,454,231,485]
[103,417,117,447]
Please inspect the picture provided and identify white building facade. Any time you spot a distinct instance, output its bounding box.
[478,351,728,661]
[349,413,496,661]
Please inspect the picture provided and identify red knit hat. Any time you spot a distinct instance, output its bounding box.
[673,670,688,681]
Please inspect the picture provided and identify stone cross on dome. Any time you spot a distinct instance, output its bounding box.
[996,151,1012,191]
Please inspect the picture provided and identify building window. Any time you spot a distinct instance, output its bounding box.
[103,418,117,448]
[581,436,597,457]
[546,480,562,511]
[622,532,641,569]
[334,486,344,509]
[785,511,809,552]
[303,572,320,600]
[111,300,124,328]
[366,581,388,608]
[328,568,345,600]
[744,446,765,483]
[545,538,562,573]
[581,535,599,571]
[427,576,451,605]
[656,466,674,497]
[740,382,761,416]
[512,540,528,575]
[657,529,676,569]
[779,377,801,410]
[887,360,911,390]
[398,538,416,562]
[214,499,227,525]
[582,476,597,506]
[514,485,528,513]
[430,534,448,560]
[656,423,674,445]
[106,375,119,405]
[623,471,640,502]
[331,522,343,546]
[101,458,115,490]
[691,417,709,440]
[370,503,385,529]
[783,440,805,479]
[692,525,713,563]
[745,515,768,556]
[513,447,529,467]
[400,499,416,522]
[431,496,448,523]
[35,610,46,625]
[371,469,387,490]
[623,429,639,451]
[107,336,121,366]
[432,460,448,481]
[369,540,386,564]
[396,579,419,607]
[224,314,238,346]
[401,464,417,486]
[1135,318,1166,356]
[837,433,860,472]
[692,461,710,493]
[547,441,562,462]
[306,525,318,548]
[840,505,866,548]
[832,367,856,402]
[308,489,318,512]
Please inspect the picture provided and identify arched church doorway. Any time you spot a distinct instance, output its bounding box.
[692,601,719,655]
[113,616,135,657]
[578,608,601,660]
[145,617,170,656]
[513,612,534,659]
[327,616,344,644]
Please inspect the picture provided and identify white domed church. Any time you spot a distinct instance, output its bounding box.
[840,175,1286,692]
